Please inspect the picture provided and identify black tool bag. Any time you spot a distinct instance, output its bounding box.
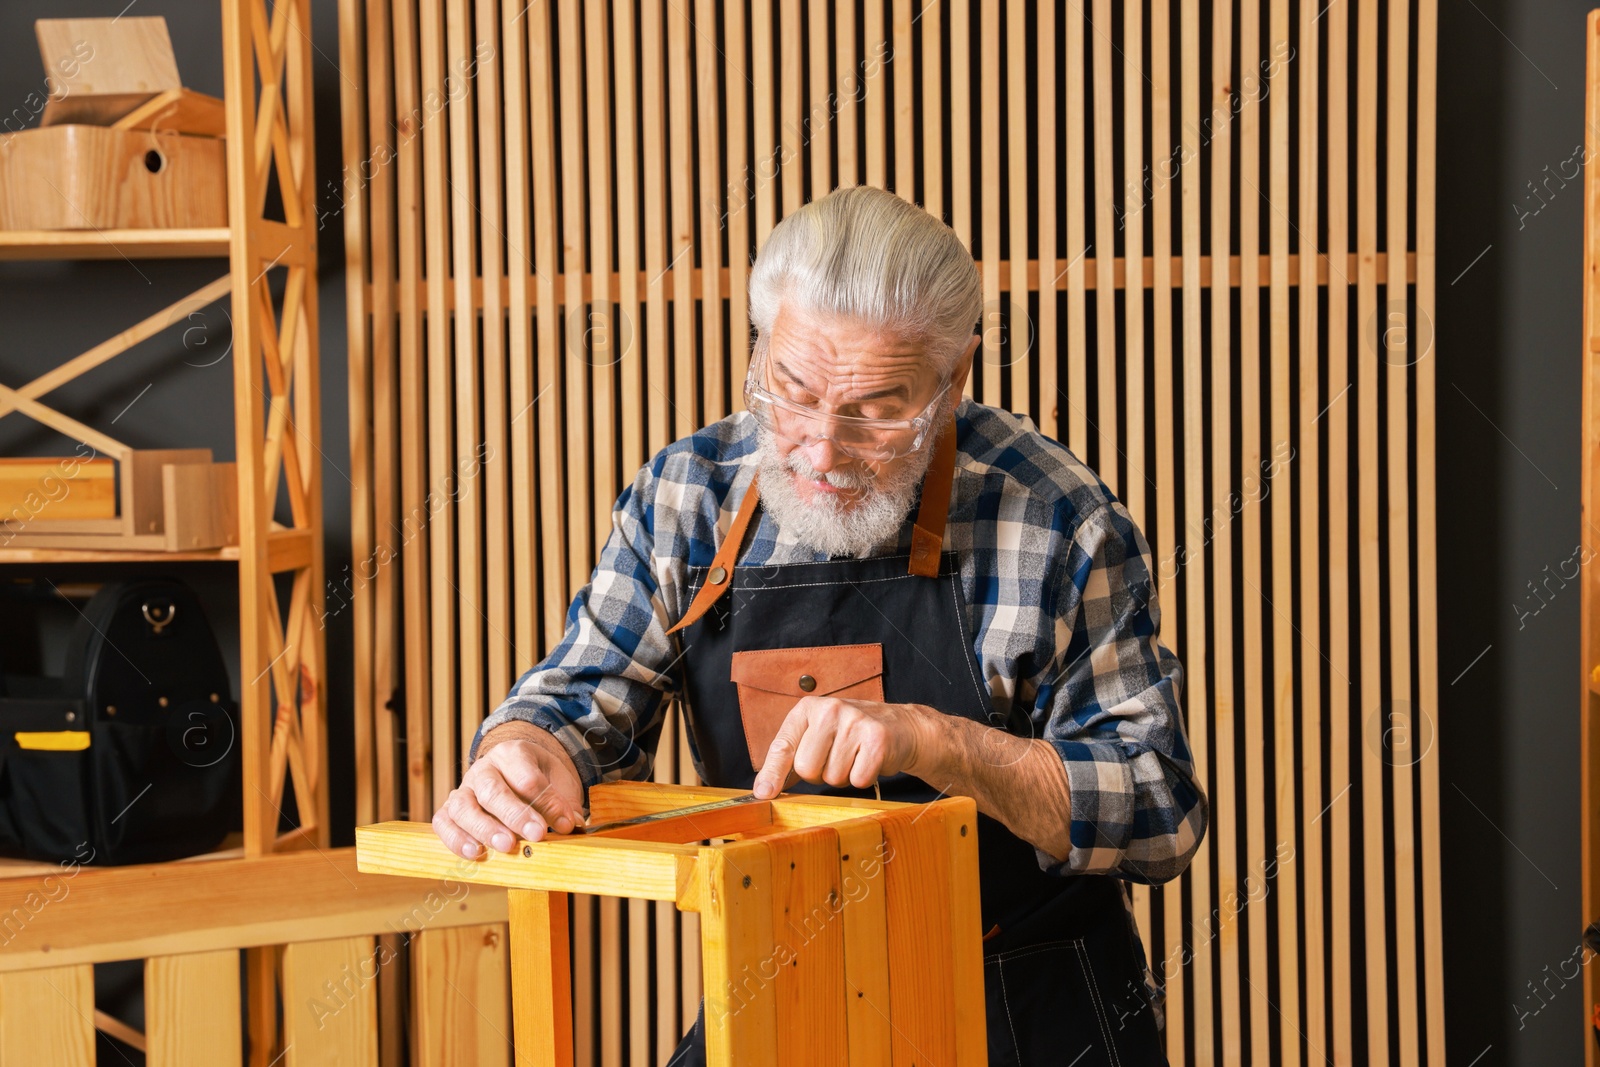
[0,578,240,865]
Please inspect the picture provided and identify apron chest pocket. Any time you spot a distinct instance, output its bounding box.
[728,642,885,769]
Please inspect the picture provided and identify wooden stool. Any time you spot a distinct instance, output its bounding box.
[356,782,987,1066]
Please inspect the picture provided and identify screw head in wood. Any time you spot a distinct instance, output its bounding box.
[522,845,533,857]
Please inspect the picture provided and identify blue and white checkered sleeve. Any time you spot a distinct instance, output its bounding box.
[469,462,678,797]
[1034,500,1209,884]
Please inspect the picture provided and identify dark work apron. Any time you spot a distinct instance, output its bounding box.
[660,417,1169,1066]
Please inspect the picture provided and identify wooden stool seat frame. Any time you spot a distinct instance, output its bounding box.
[357,781,987,1066]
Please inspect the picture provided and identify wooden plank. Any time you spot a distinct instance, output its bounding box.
[1325,0,1356,1060]
[865,0,886,190]
[1385,0,1419,1060]
[1175,2,1205,1059]
[1007,0,1032,420]
[1063,0,1085,444]
[980,0,1000,407]
[767,825,848,1067]
[1267,0,1303,1062]
[893,0,913,200]
[1091,0,1118,489]
[508,891,573,1067]
[783,0,805,215]
[366,0,400,835]
[1415,2,1446,1062]
[699,842,779,1066]
[0,965,95,1065]
[447,0,484,802]
[1356,0,1392,1060]
[1036,0,1058,441]
[922,0,943,221]
[147,949,243,1067]
[505,0,537,669]
[950,0,972,402]
[527,0,568,650]
[394,0,434,823]
[478,0,512,711]
[834,818,892,1065]
[0,848,507,972]
[421,0,457,816]
[282,937,379,1067]
[413,924,513,1066]
[1297,0,1328,1060]
[726,0,752,394]
[880,806,957,1067]
[811,0,833,204]
[1208,0,1240,1055]
[942,798,986,1065]
[754,0,777,243]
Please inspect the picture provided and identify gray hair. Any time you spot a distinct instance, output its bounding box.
[746,185,983,375]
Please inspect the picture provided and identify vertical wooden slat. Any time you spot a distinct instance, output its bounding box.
[768,827,849,1067]
[282,937,379,1067]
[366,0,400,833]
[420,0,456,812]
[147,950,244,1067]
[1296,0,1329,1059]
[1415,1,1446,1061]
[836,819,893,1065]
[783,0,807,217]
[1325,1,1356,1061]
[558,0,592,597]
[1239,0,1272,1055]
[865,0,887,190]
[1356,0,1392,1061]
[754,0,777,243]
[479,0,512,709]
[1209,0,1241,1055]
[1006,0,1031,419]
[1148,0,1183,1055]
[1036,0,1058,443]
[394,0,434,824]
[413,924,513,1066]
[892,0,913,202]
[447,0,483,785]
[727,0,752,392]
[979,0,1000,407]
[528,0,568,650]
[1091,0,1117,489]
[0,965,95,1066]
[697,0,728,420]
[1176,2,1206,1060]
[339,0,375,832]
[1062,2,1085,447]
[1385,0,1419,1061]
[835,0,859,192]
[921,0,943,221]
[951,0,973,404]
[506,0,537,665]
[811,0,833,202]
[699,843,779,1066]
[509,890,575,1067]
[1267,0,1303,1061]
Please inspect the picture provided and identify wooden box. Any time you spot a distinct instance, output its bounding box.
[0,457,115,521]
[0,125,226,231]
[36,17,181,128]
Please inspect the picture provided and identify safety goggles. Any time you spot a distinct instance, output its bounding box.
[743,348,951,463]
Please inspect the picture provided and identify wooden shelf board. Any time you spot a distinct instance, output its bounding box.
[0,833,244,882]
[0,528,311,569]
[0,228,230,261]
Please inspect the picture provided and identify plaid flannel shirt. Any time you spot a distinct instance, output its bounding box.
[472,396,1209,1023]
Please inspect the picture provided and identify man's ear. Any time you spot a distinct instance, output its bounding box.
[949,334,980,397]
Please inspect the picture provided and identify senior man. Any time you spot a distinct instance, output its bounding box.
[433,184,1207,1065]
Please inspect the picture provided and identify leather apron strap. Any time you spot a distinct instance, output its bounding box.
[665,414,958,636]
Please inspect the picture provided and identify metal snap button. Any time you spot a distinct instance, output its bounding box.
[798,674,817,692]
[709,565,728,585]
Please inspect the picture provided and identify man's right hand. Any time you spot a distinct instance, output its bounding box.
[432,727,587,859]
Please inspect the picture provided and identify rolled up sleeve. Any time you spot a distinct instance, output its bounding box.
[469,463,678,798]
[1033,500,1208,884]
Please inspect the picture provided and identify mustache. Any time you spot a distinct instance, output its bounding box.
[784,449,875,491]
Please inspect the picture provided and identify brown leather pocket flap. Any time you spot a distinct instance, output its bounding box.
[729,642,884,698]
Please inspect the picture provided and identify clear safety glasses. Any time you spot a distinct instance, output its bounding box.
[743,348,951,463]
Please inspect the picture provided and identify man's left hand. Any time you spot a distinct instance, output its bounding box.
[752,697,942,799]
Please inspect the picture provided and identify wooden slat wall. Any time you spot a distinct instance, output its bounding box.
[338,1,1442,1062]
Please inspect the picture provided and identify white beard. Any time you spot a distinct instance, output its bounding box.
[754,416,946,559]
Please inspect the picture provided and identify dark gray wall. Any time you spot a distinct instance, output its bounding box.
[1439,2,1588,1065]
[0,1,1590,1064]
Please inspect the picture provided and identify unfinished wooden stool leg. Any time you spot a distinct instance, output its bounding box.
[507,889,573,1067]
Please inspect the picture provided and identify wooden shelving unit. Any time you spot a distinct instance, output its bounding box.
[0,228,232,261]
